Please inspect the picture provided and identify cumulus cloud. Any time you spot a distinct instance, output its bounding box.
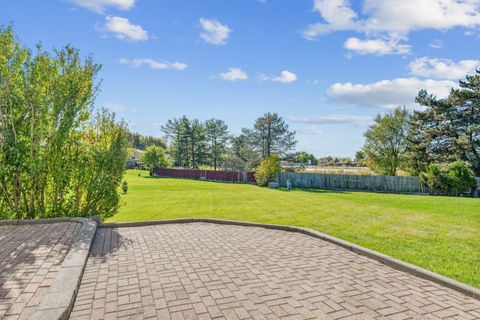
[287,114,372,125]
[408,57,480,80]
[70,0,135,13]
[303,0,480,54]
[303,0,359,39]
[305,0,480,39]
[102,16,149,41]
[327,77,456,110]
[344,37,410,55]
[218,68,248,81]
[260,70,298,84]
[119,58,187,70]
[199,18,231,45]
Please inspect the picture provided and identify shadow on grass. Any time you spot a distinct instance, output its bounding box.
[277,187,351,195]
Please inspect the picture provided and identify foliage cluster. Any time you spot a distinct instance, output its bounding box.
[141,145,171,172]
[285,151,317,165]
[127,130,166,150]
[420,161,477,196]
[0,27,129,219]
[363,107,410,176]
[254,154,281,186]
[408,73,480,177]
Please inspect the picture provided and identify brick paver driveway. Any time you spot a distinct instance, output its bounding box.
[0,222,81,319]
[71,223,480,320]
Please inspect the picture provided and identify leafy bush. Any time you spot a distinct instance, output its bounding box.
[448,161,478,195]
[255,155,281,187]
[0,27,129,220]
[420,161,477,196]
[141,145,171,172]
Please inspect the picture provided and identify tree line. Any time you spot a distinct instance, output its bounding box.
[361,71,480,195]
[127,130,166,150]
[157,113,297,171]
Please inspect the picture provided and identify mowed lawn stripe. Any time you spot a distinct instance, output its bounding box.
[111,170,480,288]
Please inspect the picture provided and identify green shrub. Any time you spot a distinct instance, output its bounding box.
[448,161,478,195]
[255,155,281,187]
[141,145,171,171]
[419,163,449,194]
[420,161,477,196]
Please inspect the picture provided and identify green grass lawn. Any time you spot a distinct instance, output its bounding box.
[112,169,480,288]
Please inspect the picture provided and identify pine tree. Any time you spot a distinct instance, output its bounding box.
[205,118,229,170]
[407,71,480,176]
[243,113,297,159]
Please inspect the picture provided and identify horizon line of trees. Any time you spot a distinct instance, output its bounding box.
[158,112,297,172]
[359,70,480,195]
[127,130,166,151]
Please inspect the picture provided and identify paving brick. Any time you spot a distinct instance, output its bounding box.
[70,223,480,319]
[0,222,80,320]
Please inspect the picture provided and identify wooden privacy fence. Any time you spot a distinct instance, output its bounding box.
[278,172,480,195]
[153,167,256,183]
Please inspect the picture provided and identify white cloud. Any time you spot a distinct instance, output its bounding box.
[287,114,372,125]
[303,0,480,54]
[362,0,480,35]
[104,102,127,112]
[70,0,135,13]
[218,68,248,81]
[344,37,410,55]
[305,0,480,39]
[327,77,456,110]
[408,57,480,80]
[260,70,298,84]
[102,16,149,41]
[199,18,231,45]
[303,0,359,39]
[119,58,188,70]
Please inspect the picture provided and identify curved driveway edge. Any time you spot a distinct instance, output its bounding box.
[101,218,480,302]
[26,218,97,320]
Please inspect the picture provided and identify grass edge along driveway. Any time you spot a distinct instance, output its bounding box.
[111,170,480,289]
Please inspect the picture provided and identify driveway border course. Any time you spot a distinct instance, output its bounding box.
[101,218,480,302]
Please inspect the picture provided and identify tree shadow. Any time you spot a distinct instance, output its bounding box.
[88,227,133,263]
[0,222,79,315]
[277,187,350,194]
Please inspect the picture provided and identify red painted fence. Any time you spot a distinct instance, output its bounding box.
[153,167,256,183]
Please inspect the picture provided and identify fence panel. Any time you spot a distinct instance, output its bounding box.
[278,172,427,194]
[153,168,256,183]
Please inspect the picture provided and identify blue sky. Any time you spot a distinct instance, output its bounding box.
[2,0,480,157]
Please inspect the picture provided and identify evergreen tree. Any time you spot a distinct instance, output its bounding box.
[408,71,480,175]
[162,116,207,169]
[205,118,229,170]
[243,113,297,159]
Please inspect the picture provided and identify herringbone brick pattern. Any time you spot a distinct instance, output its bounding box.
[0,222,81,320]
[71,223,480,319]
